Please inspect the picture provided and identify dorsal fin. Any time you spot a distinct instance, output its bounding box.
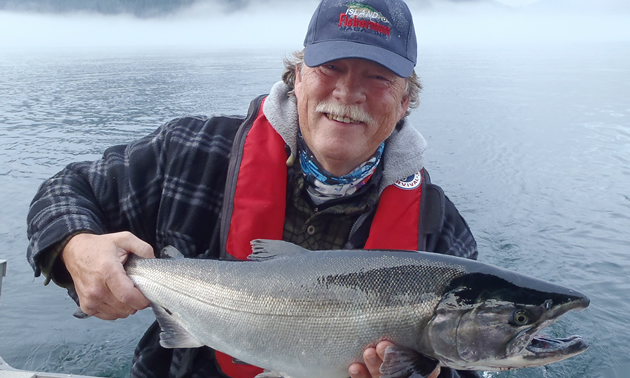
[249,239,308,261]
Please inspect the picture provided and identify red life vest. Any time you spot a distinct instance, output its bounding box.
[216,98,424,378]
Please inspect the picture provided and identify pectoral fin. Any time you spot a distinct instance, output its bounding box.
[380,346,439,378]
[152,304,203,348]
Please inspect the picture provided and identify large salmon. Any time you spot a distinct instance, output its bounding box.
[124,239,589,378]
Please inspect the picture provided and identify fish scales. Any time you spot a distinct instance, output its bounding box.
[126,249,466,376]
[127,251,465,317]
[123,240,590,378]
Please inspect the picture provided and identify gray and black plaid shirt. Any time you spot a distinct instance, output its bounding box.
[27,96,478,378]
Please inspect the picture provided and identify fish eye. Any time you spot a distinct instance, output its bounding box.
[511,309,530,326]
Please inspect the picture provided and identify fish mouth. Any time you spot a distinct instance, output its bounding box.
[508,296,589,364]
[526,335,588,357]
[498,332,588,370]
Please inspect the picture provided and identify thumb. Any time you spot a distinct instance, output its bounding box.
[113,231,155,259]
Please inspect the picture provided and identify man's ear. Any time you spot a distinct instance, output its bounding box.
[295,65,302,81]
[399,96,410,120]
[294,65,303,95]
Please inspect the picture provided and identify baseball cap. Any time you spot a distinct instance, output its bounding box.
[303,0,417,78]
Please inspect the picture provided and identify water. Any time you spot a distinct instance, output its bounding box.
[0,42,628,377]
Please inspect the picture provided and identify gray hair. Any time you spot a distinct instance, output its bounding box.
[282,50,421,117]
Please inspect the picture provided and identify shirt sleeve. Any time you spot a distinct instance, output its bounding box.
[26,117,181,284]
[426,194,478,261]
[27,114,242,286]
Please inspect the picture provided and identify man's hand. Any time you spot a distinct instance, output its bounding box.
[349,341,441,378]
[62,231,155,320]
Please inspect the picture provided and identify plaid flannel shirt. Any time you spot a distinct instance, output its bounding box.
[27,95,478,378]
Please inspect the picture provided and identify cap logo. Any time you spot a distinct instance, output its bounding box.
[338,2,391,36]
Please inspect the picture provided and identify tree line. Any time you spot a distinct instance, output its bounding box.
[0,0,482,18]
[0,0,216,17]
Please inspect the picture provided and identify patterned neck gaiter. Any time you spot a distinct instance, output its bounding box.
[298,130,384,205]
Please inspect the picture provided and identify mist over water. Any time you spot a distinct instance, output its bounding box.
[0,0,629,50]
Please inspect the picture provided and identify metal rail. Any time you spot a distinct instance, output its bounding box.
[0,260,99,378]
[0,260,5,303]
[0,355,99,377]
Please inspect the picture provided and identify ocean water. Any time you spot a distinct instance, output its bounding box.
[0,42,628,377]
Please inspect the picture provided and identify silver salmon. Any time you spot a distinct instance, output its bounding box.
[124,239,589,378]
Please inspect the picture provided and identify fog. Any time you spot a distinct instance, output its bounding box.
[0,0,628,51]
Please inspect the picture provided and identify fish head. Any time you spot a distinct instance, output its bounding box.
[426,271,589,371]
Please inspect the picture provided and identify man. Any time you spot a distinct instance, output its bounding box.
[27,0,478,377]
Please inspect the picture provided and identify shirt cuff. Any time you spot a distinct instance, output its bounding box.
[40,231,92,288]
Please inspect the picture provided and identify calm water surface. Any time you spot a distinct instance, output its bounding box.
[0,43,628,378]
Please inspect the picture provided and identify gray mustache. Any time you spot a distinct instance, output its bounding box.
[316,102,374,125]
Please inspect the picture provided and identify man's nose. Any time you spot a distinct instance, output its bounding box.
[332,73,366,105]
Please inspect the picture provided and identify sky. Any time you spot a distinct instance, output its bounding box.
[0,0,629,51]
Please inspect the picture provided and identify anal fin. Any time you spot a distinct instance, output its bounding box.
[152,304,203,348]
[253,372,284,378]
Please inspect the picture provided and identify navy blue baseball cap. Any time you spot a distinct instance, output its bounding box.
[303,0,417,78]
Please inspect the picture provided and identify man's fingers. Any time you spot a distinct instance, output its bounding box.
[91,302,135,321]
[348,362,369,378]
[374,342,440,378]
[363,347,383,378]
[375,340,394,360]
[350,342,436,378]
[107,269,150,311]
[429,366,441,378]
[348,341,398,378]
[77,278,137,319]
[63,232,154,320]
[348,348,382,378]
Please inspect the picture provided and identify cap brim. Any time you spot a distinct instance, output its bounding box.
[304,41,415,78]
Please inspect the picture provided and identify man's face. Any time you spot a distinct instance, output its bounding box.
[294,58,410,176]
